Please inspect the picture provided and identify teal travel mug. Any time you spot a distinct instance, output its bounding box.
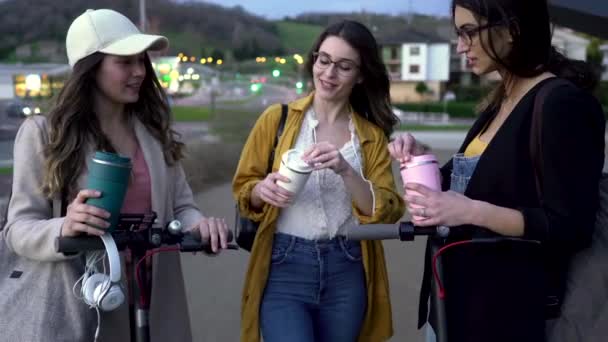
[85,151,132,232]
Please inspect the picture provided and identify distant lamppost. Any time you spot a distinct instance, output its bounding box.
[139,0,147,32]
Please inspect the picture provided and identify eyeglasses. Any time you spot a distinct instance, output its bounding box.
[454,23,500,46]
[312,52,359,77]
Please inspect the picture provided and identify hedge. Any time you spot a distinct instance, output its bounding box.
[395,102,478,118]
[396,101,607,119]
[595,81,608,108]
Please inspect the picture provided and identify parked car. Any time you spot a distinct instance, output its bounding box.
[5,100,41,118]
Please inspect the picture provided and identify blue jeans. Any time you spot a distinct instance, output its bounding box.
[260,233,367,342]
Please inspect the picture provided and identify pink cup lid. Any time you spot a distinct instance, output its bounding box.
[400,154,438,170]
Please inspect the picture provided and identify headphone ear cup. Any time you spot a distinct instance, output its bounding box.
[96,283,125,311]
[82,273,108,307]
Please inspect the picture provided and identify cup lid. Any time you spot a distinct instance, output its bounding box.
[401,154,438,169]
[92,151,132,168]
[281,149,313,173]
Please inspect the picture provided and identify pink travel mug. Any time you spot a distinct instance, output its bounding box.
[400,154,441,221]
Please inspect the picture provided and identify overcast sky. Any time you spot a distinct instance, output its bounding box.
[199,0,451,19]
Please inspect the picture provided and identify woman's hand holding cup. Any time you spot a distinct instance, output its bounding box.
[404,183,475,227]
[276,148,314,195]
[252,172,295,208]
[61,189,111,237]
[388,133,430,163]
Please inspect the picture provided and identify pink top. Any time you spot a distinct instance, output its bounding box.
[121,143,152,214]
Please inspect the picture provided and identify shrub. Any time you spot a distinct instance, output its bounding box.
[395,101,478,118]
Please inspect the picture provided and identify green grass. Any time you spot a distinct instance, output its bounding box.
[178,107,256,192]
[210,109,261,143]
[0,167,13,175]
[172,105,262,192]
[276,21,323,53]
[217,92,262,106]
[399,124,471,131]
[172,104,259,142]
[172,106,212,122]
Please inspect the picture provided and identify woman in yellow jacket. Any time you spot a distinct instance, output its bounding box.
[233,20,405,342]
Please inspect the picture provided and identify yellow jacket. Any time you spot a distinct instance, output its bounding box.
[232,93,405,342]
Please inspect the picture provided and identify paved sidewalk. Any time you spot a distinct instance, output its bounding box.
[186,178,427,342]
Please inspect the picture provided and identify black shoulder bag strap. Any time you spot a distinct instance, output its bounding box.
[529,77,569,319]
[530,78,569,199]
[267,104,288,173]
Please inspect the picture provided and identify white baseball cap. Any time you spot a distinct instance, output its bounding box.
[66,9,169,67]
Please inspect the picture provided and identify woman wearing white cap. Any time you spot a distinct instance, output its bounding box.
[0,9,229,342]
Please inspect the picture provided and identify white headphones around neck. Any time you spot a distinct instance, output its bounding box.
[81,234,125,311]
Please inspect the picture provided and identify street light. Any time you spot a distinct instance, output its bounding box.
[157,63,171,73]
[250,83,262,92]
[139,0,146,31]
[293,54,304,64]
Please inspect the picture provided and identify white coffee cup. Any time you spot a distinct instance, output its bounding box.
[276,149,313,194]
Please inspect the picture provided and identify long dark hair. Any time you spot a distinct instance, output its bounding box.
[42,52,184,198]
[452,0,599,112]
[305,20,398,137]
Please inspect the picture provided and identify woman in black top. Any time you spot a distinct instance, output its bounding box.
[389,0,605,341]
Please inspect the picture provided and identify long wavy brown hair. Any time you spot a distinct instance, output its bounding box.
[452,0,599,114]
[42,52,184,198]
[305,20,399,138]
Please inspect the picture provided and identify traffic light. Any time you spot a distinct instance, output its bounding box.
[272,69,281,78]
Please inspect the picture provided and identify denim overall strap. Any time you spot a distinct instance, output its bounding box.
[426,153,482,342]
[450,153,481,194]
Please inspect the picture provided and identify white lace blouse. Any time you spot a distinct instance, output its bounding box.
[275,107,375,240]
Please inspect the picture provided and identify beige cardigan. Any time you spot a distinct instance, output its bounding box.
[0,115,202,341]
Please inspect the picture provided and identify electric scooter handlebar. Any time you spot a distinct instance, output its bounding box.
[55,214,237,254]
[345,222,464,241]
